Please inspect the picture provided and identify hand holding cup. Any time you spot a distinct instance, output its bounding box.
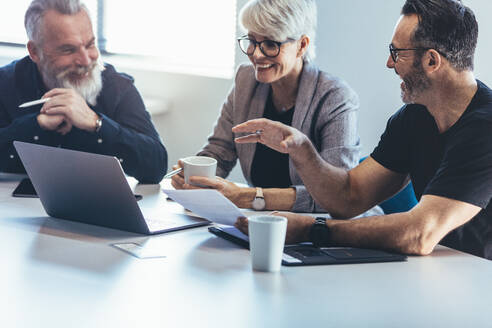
[170,156,217,189]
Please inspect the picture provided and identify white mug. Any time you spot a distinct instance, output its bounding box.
[182,156,217,187]
[248,215,287,272]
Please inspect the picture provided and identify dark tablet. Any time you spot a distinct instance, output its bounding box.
[12,178,143,201]
[209,226,407,266]
[12,178,38,198]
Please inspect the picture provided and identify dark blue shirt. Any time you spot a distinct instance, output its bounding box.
[0,56,167,183]
[371,80,492,260]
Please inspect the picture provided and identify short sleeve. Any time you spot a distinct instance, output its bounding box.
[424,120,492,208]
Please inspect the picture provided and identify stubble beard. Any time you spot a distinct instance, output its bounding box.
[400,58,432,104]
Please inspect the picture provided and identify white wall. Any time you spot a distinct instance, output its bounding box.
[1,0,491,183]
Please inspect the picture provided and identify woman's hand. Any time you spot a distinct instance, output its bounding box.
[170,160,185,189]
[184,176,244,205]
[235,212,315,244]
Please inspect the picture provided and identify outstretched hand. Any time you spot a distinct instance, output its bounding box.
[232,118,308,154]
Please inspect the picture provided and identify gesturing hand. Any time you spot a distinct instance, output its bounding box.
[232,118,308,154]
[40,88,99,132]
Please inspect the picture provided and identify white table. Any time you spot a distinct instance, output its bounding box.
[0,174,491,328]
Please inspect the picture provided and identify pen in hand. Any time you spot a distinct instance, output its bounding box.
[241,129,263,138]
[18,98,51,109]
[164,167,183,179]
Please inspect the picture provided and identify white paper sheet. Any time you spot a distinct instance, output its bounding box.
[162,189,245,226]
[112,242,167,259]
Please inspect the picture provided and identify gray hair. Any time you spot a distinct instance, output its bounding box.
[239,0,317,62]
[25,0,90,45]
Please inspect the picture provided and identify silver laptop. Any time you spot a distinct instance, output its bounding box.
[13,141,209,234]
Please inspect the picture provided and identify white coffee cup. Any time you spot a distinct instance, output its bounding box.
[248,215,287,272]
[182,156,217,186]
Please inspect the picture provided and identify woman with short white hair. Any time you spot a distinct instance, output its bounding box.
[172,0,382,215]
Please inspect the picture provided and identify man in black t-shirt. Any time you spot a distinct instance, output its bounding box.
[232,0,492,260]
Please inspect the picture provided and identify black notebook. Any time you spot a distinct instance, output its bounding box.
[209,226,407,266]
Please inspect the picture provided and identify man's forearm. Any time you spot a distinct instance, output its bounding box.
[73,114,168,183]
[327,211,436,255]
[289,139,353,217]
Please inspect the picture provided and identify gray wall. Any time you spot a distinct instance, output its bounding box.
[315,0,492,157]
[1,0,491,183]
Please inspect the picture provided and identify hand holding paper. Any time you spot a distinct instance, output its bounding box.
[162,189,244,226]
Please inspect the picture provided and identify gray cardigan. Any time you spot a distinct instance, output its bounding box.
[198,61,381,215]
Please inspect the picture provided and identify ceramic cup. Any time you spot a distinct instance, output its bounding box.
[182,156,217,187]
[248,215,287,272]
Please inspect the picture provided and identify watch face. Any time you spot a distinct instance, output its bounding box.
[252,197,266,210]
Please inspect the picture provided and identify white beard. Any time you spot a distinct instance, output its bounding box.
[39,56,105,106]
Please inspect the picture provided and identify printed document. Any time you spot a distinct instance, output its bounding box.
[162,189,244,226]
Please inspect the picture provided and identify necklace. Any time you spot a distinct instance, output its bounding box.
[278,105,293,113]
[273,97,296,113]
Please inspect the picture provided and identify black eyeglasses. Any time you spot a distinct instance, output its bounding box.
[237,36,295,58]
[389,44,432,62]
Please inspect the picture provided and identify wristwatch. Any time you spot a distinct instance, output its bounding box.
[94,115,103,133]
[309,217,331,247]
[251,187,266,210]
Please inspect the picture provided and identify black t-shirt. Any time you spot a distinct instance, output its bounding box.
[371,80,492,260]
[251,90,294,188]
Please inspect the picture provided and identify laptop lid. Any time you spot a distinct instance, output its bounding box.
[13,141,208,234]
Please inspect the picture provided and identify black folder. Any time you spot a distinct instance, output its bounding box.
[209,226,407,266]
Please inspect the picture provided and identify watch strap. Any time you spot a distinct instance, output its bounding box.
[255,187,264,199]
[252,187,266,210]
[309,217,331,248]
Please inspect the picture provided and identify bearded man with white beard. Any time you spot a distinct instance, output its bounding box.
[0,0,168,183]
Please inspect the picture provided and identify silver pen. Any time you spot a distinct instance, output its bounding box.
[242,129,263,138]
[163,167,183,179]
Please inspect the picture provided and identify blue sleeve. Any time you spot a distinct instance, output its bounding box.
[65,82,168,184]
[0,110,56,173]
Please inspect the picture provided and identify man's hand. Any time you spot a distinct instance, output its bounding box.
[235,212,316,244]
[37,113,73,135]
[232,118,309,155]
[40,88,99,132]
